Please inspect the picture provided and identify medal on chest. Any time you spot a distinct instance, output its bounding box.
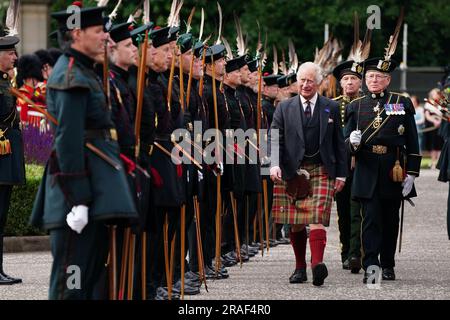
[372,102,382,129]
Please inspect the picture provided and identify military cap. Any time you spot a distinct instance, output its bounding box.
[193,41,204,58]
[226,55,247,73]
[333,60,363,80]
[277,75,289,88]
[247,59,259,72]
[363,57,398,74]
[17,54,44,85]
[34,49,55,67]
[150,26,175,48]
[177,33,194,54]
[203,44,226,64]
[109,22,133,44]
[51,1,107,31]
[263,73,281,86]
[0,36,19,51]
[286,73,297,85]
[130,23,154,47]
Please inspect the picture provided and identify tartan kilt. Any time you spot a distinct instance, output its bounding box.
[272,164,335,226]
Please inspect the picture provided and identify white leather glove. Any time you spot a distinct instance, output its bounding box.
[66,205,89,234]
[350,130,362,147]
[402,174,415,197]
[213,162,224,177]
[197,170,204,182]
[270,166,282,182]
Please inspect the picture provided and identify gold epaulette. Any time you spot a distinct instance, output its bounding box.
[332,95,343,101]
[349,95,366,103]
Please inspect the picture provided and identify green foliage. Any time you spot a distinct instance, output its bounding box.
[47,0,450,67]
[5,164,46,237]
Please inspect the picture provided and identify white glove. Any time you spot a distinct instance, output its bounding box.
[402,174,415,197]
[197,170,204,182]
[350,130,362,146]
[66,205,89,234]
[270,166,282,182]
[213,162,224,177]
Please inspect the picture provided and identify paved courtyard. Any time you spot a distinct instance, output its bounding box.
[1,169,449,300]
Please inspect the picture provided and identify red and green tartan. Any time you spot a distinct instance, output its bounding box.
[272,164,335,226]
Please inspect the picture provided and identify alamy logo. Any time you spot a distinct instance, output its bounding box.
[66,265,81,290]
[66,5,81,30]
[367,5,381,30]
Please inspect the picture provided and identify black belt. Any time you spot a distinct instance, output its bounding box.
[362,144,397,155]
[85,128,118,141]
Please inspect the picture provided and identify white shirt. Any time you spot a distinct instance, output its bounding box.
[300,93,319,116]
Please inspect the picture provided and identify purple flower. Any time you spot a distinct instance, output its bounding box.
[22,125,53,165]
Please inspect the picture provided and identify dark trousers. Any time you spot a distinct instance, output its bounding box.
[360,192,401,270]
[147,207,180,298]
[0,185,13,273]
[348,199,362,258]
[49,223,109,300]
[336,181,351,262]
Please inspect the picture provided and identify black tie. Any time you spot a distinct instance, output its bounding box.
[305,101,312,120]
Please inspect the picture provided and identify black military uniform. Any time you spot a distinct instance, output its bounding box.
[344,57,421,283]
[0,35,25,285]
[30,5,138,299]
[262,73,288,245]
[332,60,364,272]
[221,53,248,265]
[201,44,231,278]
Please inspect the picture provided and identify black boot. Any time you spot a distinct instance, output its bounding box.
[0,236,21,285]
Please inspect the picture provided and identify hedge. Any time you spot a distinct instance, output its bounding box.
[5,164,47,236]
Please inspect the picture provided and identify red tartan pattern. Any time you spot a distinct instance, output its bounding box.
[272,164,335,226]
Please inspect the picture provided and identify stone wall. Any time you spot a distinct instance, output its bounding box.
[17,0,51,54]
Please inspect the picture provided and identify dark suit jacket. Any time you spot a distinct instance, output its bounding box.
[269,94,348,180]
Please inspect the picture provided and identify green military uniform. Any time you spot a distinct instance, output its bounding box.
[344,57,421,282]
[332,59,364,272]
[0,36,25,285]
[30,5,137,299]
[333,94,362,269]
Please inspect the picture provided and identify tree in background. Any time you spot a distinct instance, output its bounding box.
[0,0,447,67]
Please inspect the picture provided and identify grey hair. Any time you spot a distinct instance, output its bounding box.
[297,62,323,84]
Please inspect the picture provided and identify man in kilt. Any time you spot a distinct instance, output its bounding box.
[269,61,347,286]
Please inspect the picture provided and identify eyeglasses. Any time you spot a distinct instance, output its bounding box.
[365,73,389,80]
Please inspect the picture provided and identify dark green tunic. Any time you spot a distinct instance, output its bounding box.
[30,48,138,230]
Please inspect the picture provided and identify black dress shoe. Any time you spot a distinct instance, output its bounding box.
[173,280,201,295]
[289,268,307,283]
[363,270,378,284]
[154,287,180,300]
[349,257,361,274]
[342,259,350,270]
[0,273,17,285]
[312,263,328,286]
[382,268,396,281]
[0,272,22,284]
[276,237,290,245]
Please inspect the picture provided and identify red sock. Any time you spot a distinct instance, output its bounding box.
[309,229,327,268]
[290,229,307,269]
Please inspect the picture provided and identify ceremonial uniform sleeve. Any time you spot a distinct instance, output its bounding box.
[331,103,348,178]
[268,102,285,168]
[403,97,421,176]
[344,102,360,154]
[53,87,92,206]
